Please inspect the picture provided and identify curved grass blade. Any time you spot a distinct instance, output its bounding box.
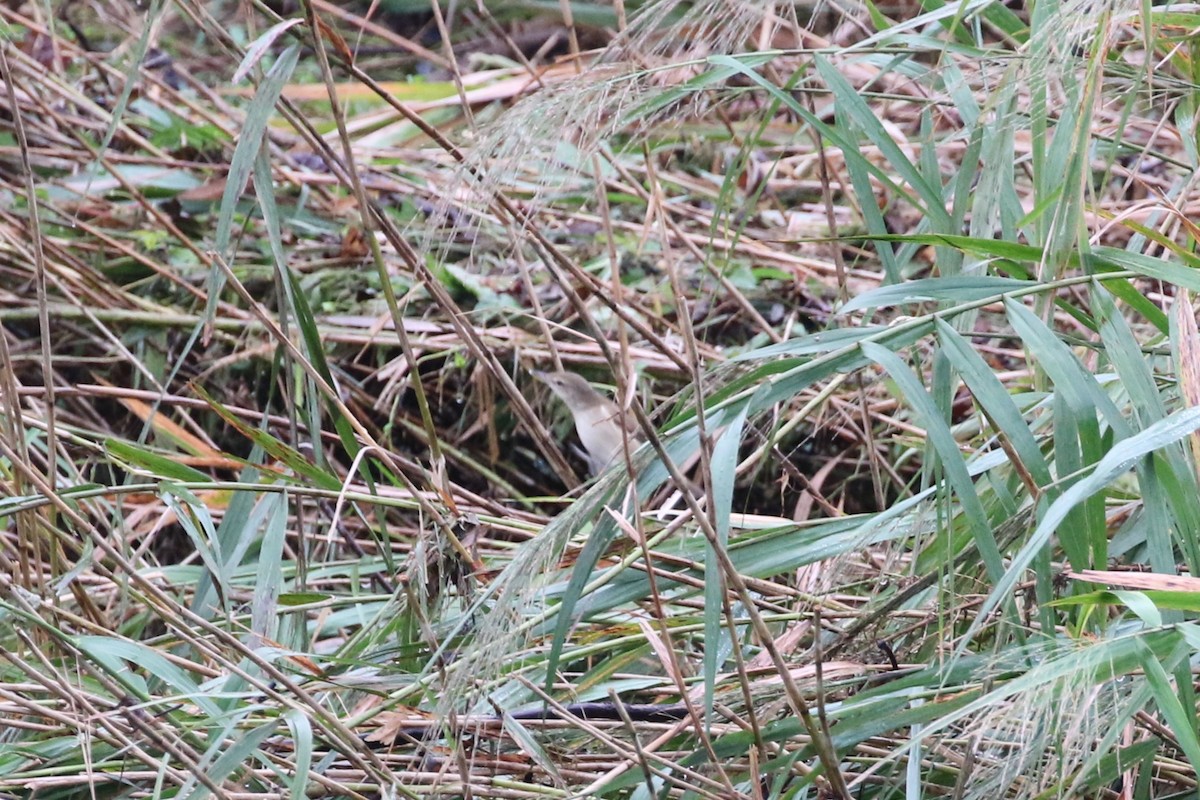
[842,276,1037,314]
[704,398,751,720]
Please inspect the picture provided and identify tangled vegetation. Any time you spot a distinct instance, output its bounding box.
[2,0,1200,798]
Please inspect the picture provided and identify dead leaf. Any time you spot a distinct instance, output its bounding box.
[314,14,354,66]
[1172,289,1200,478]
[1068,569,1200,593]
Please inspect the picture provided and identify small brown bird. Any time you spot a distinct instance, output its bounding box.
[532,370,638,475]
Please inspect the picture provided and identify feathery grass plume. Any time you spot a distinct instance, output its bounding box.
[415,0,796,269]
[439,470,635,715]
[914,635,1150,800]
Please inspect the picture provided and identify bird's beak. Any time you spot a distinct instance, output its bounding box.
[530,369,550,382]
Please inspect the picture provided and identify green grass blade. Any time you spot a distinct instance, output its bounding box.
[862,341,1006,581]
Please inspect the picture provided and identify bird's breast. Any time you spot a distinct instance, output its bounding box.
[573,406,626,474]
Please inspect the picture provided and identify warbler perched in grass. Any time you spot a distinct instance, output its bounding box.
[532,370,638,475]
